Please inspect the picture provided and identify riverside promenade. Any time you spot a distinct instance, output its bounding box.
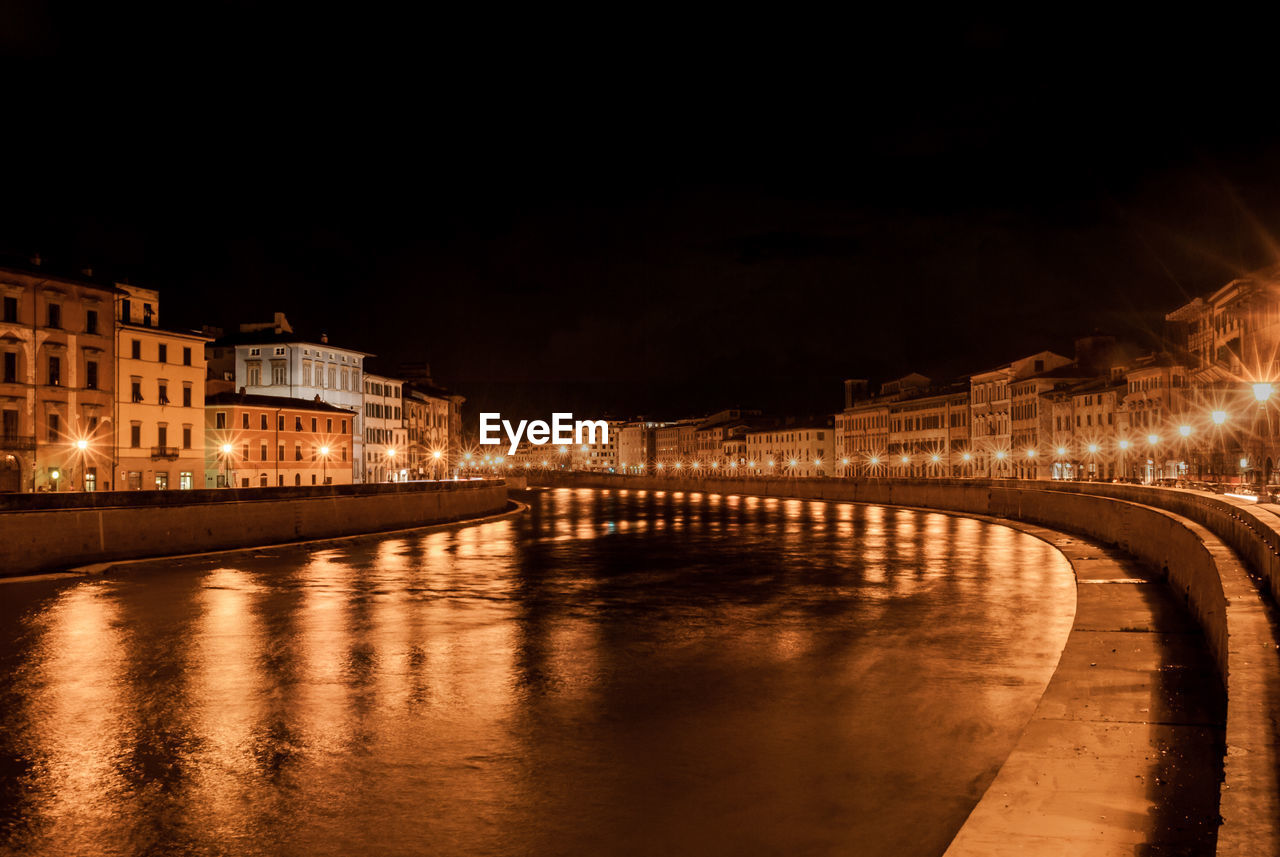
[531,473,1280,857]
[0,479,510,578]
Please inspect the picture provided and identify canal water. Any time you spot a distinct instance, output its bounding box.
[0,487,1075,857]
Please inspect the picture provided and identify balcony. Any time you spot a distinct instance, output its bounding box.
[0,434,36,451]
[150,446,179,461]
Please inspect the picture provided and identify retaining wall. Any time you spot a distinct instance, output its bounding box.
[0,479,509,577]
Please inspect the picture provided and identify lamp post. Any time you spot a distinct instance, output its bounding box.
[319,445,330,485]
[72,437,89,491]
[1118,438,1130,481]
[1253,383,1273,487]
[432,448,443,480]
[1211,409,1228,483]
[1147,434,1160,484]
[386,448,397,482]
[220,442,234,488]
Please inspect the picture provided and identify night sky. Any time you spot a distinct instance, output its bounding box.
[6,18,1280,423]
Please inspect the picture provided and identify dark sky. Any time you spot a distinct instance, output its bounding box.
[5,17,1280,422]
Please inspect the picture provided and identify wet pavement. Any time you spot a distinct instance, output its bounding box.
[0,487,1082,856]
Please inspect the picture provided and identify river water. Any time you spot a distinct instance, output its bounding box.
[0,487,1075,857]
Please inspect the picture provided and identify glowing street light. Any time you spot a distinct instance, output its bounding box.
[75,438,89,451]
[1254,382,1274,403]
[1087,443,1099,454]
[1147,434,1159,446]
[1118,439,1130,450]
[1179,424,1192,438]
[1211,410,1228,425]
[319,445,331,485]
[1056,446,1066,457]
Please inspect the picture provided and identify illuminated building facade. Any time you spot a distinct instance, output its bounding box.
[363,372,407,482]
[114,285,210,491]
[0,261,116,493]
[206,312,369,481]
[205,391,354,487]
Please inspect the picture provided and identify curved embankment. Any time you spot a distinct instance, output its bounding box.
[530,474,1280,857]
[0,479,510,578]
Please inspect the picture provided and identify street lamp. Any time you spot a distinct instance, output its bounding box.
[220,442,234,488]
[319,445,330,485]
[387,448,397,482]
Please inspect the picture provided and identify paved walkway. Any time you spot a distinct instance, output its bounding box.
[944,525,1226,857]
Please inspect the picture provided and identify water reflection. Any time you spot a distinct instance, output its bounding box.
[0,489,1074,857]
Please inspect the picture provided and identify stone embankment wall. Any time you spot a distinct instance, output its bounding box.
[0,479,509,577]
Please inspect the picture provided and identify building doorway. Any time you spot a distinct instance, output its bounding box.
[0,455,19,493]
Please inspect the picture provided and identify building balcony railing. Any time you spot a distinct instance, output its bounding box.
[0,434,36,451]
[150,446,180,461]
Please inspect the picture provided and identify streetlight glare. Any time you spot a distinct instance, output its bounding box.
[1087,443,1099,454]
[1118,439,1130,450]
[1211,410,1228,425]
[1179,424,1191,437]
[1056,447,1066,456]
[221,443,233,454]
[1254,382,1274,403]
[1147,434,1159,445]
[75,439,89,450]
[319,446,330,456]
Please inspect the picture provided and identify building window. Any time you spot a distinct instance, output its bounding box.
[295,443,303,461]
[86,360,98,390]
[295,473,301,486]
[260,413,268,430]
[130,423,141,448]
[183,347,192,366]
[47,355,61,386]
[2,296,16,323]
[277,414,285,431]
[47,413,59,442]
[247,363,261,386]
[85,467,97,492]
[295,416,303,431]
[3,352,15,383]
[215,411,226,429]
[341,445,347,461]
[142,304,154,327]
[132,339,141,359]
[158,343,168,363]
[242,412,249,429]
[182,385,192,407]
[157,425,168,448]
[180,472,193,490]
[271,362,287,385]
[155,471,168,489]
[183,426,192,449]
[47,303,61,329]
[311,417,317,432]
[259,474,268,487]
[327,418,333,432]
[88,415,98,432]
[278,443,285,460]
[341,419,347,434]
[158,382,169,405]
[5,408,22,435]
[259,442,267,461]
[86,310,98,335]
[274,347,285,356]
[242,443,249,460]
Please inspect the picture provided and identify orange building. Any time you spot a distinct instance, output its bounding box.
[205,391,355,488]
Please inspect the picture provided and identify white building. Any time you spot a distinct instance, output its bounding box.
[745,424,835,477]
[363,372,407,482]
[206,312,371,481]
